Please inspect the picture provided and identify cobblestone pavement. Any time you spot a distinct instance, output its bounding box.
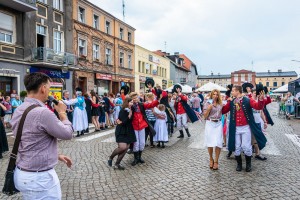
[1,103,300,199]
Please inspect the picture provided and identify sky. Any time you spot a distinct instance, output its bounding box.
[90,0,300,76]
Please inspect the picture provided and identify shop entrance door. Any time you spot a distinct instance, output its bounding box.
[112,82,119,95]
[0,77,13,96]
[78,77,87,94]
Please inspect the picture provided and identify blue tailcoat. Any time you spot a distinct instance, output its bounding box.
[228,97,267,152]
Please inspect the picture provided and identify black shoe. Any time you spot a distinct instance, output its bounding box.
[108,159,113,167]
[245,155,252,172]
[161,144,165,148]
[85,128,89,133]
[227,151,232,159]
[105,125,108,129]
[255,155,267,161]
[177,130,184,138]
[131,152,139,166]
[0,154,3,159]
[76,132,80,137]
[235,155,242,172]
[100,127,105,130]
[114,164,125,170]
[80,131,84,136]
[138,151,145,164]
[157,143,161,147]
[185,128,191,137]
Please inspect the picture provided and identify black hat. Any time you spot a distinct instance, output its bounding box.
[256,83,264,96]
[225,84,233,97]
[172,84,182,93]
[120,85,130,95]
[145,79,155,88]
[242,82,254,93]
[263,86,268,94]
[75,87,82,92]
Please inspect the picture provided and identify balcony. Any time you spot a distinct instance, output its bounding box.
[0,0,37,12]
[31,47,77,68]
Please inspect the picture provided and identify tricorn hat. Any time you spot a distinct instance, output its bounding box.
[256,83,264,96]
[145,78,155,88]
[225,84,233,97]
[120,85,130,95]
[263,86,268,94]
[242,82,254,93]
[172,84,182,93]
[75,87,82,92]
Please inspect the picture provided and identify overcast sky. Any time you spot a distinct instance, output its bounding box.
[90,0,300,75]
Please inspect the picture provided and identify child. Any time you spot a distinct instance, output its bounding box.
[153,104,168,148]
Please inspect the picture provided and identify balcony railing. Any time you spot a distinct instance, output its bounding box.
[0,0,37,12]
[32,47,77,66]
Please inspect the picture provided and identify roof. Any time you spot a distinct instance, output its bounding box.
[198,74,231,79]
[153,50,166,57]
[256,71,298,77]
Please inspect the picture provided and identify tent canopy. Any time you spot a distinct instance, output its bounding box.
[165,83,193,93]
[272,84,288,93]
[196,82,227,92]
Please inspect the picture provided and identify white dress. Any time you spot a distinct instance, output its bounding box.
[153,107,169,142]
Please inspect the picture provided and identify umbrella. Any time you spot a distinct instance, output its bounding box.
[165,83,193,93]
[196,82,227,92]
[272,84,288,93]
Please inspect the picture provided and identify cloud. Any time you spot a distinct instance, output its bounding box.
[89,0,300,75]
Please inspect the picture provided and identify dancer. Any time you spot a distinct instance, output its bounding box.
[128,92,159,166]
[62,88,88,137]
[173,84,198,138]
[144,93,156,148]
[203,89,224,170]
[153,104,169,148]
[222,85,267,172]
[263,87,274,126]
[91,90,101,131]
[120,85,130,101]
[0,102,8,159]
[108,97,136,170]
[242,82,254,98]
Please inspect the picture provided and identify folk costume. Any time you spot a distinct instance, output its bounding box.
[222,96,267,172]
[242,82,254,98]
[62,88,88,137]
[153,107,168,146]
[263,87,274,126]
[131,99,159,166]
[173,84,198,138]
[120,85,130,101]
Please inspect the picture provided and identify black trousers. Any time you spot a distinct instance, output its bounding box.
[167,122,174,135]
[145,121,155,145]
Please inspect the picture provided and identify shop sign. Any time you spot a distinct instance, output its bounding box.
[50,82,63,87]
[30,67,70,79]
[49,87,62,100]
[162,80,167,85]
[96,73,112,80]
[120,78,131,82]
[139,76,146,82]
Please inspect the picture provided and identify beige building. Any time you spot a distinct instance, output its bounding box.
[197,73,231,88]
[256,70,298,91]
[135,45,170,94]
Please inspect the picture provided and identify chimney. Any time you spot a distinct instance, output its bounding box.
[278,69,282,73]
[174,52,179,56]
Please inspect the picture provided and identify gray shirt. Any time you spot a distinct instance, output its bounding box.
[10,97,73,171]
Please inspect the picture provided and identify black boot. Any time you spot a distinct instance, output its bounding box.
[80,130,84,135]
[138,151,145,164]
[227,151,232,159]
[245,155,252,172]
[76,131,80,137]
[177,130,184,138]
[131,152,139,166]
[85,128,89,133]
[185,128,191,137]
[235,155,242,172]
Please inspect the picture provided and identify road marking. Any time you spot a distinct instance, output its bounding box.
[285,134,300,148]
[76,129,115,142]
[261,133,281,155]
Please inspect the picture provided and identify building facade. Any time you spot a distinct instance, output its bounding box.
[256,70,298,91]
[135,45,170,94]
[178,54,198,87]
[231,69,256,86]
[197,73,231,88]
[0,0,76,99]
[73,0,135,95]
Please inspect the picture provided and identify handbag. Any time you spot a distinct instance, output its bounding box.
[2,104,39,196]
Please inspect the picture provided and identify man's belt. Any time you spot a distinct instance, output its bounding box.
[17,166,52,173]
[208,118,221,122]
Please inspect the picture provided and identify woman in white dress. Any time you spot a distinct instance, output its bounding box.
[153,104,168,148]
[203,89,224,170]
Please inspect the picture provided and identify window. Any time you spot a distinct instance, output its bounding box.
[0,12,14,43]
[93,44,99,61]
[266,82,269,87]
[119,52,124,67]
[234,74,238,82]
[37,4,47,18]
[105,21,111,34]
[53,30,63,53]
[128,54,132,68]
[53,0,63,11]
[120,28,124,40]
[282,82,285,86]
[138,61,141,72]
[273,82,277,87]
[105,48,111,65]
[248,73,252,82]
[93,15,99,29]
[78,7,85,23]
[128,32,132,43]
[36,25,47,35]
[241,74,245,82]
[78,38,86,56]
[54,12,63,24]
